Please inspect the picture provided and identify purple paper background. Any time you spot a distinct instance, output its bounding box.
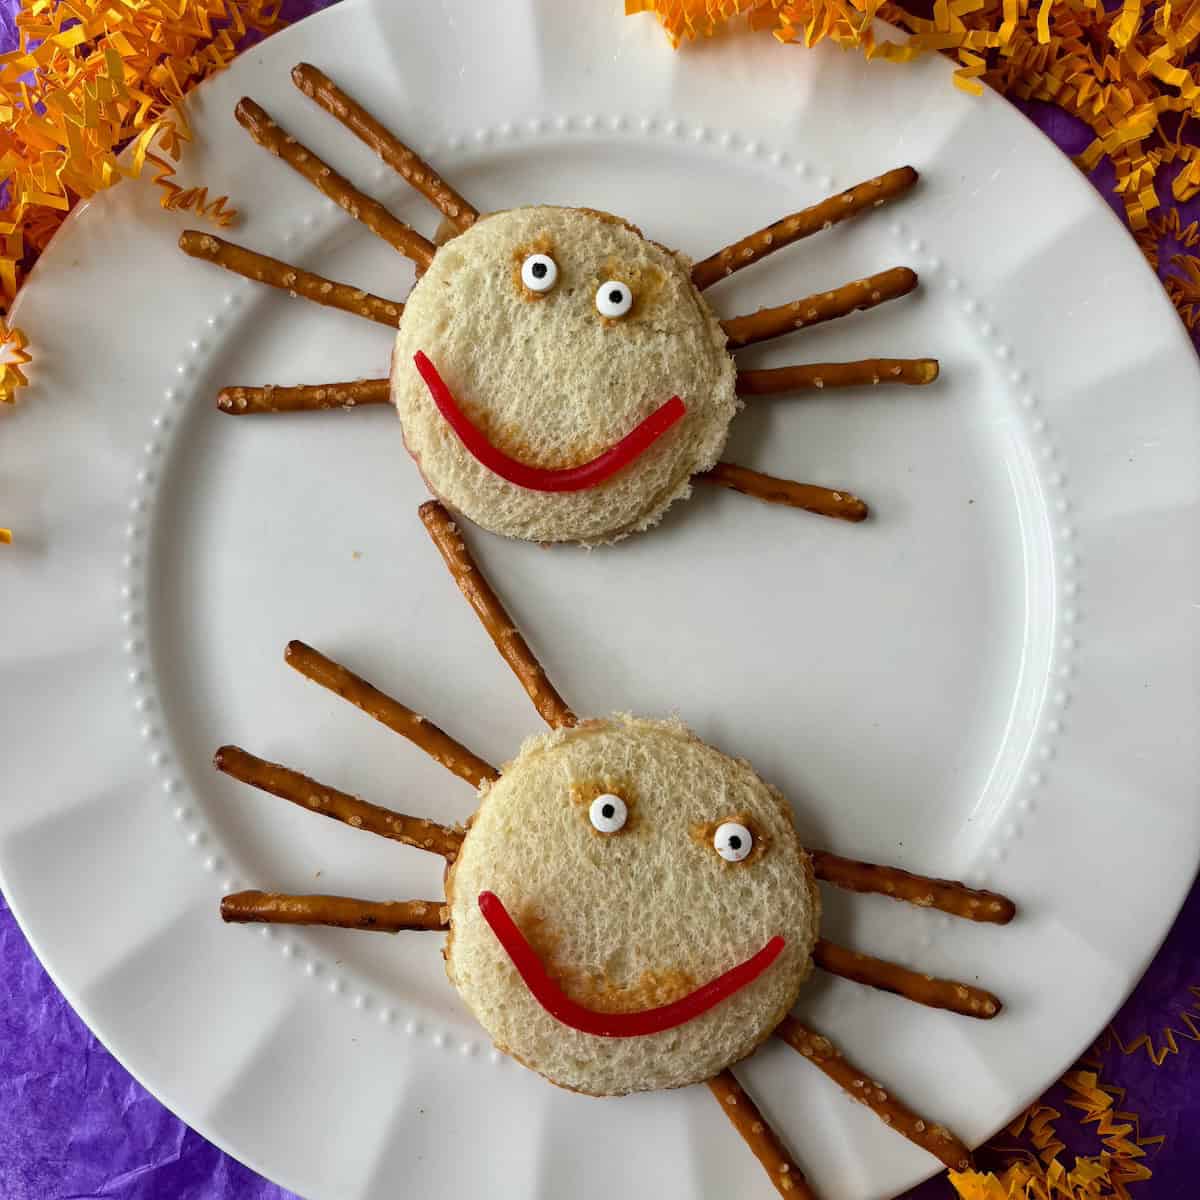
[2,2,1198,1196]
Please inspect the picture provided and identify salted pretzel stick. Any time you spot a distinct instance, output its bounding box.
[179,231,403,327]
[214,745,465,860]
[707,1070,816,1199]
[292,64,478,233]
[809,850,1016,924]
[692,167,919,290]
[235,98,437,269]
[218,378,390,414]
[775,1016,973,1171]
[699,463,868,523]
[419,501,577,729]
[722,267,918,350]
[284,640,499,787]
[813,939,1001,1020]
[736,359,939,395]
[221,891,448,932]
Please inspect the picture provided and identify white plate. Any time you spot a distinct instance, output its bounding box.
[3,2,1199,1197]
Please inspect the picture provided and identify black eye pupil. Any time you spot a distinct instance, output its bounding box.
[728,835,742,851]
[601,803,615,820]
[609,289,624,304]
[531,260,548,278]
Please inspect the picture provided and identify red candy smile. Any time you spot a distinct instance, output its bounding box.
[414,351,686,493]
[478,890,785,1038]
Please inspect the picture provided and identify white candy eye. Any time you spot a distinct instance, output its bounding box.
[595,280,633,318]
[713,821,753,863]
[521,253,558,293]
[589,793,628,834]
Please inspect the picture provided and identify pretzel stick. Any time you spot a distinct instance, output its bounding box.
[699,463,868,523]
[221,891,447,932]
[692,167,919,291]
[707,1070,817,1199]
[736,359,939,395]
[284,640,499,787]
[813,939,1001,1020]
[292,64,478,233]
[775,1016,973,1171]
[419,501,577,729]
[722,267,918,350]
[179,231,403,327]
[809,850,1016,924]
[214,745,465,860]
[235,98,437,268]
[218,378,390,414]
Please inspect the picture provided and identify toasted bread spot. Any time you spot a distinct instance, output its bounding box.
[595,255,667,325]
[512,233,557,301]
[523,910,697,1011]
[460,404,614,470]
[570,777,640,836]
[690,811,769,866]
[568,966,699,1014]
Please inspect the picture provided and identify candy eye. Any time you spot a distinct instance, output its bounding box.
[595,280,633,318]
[713,821,753,863]
[521,253,558,293]
[589,793,628,834]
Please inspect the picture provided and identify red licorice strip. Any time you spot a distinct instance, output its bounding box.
[413,351,686,493]
[478,890,785,1038]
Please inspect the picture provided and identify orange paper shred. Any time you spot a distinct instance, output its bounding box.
[1134,207,1200,270]
[1091,984,1200,1064]
[0,318,31,404]
[1164,251,1200,327]
[946,1070,1162,1200]
[0,0,286,318]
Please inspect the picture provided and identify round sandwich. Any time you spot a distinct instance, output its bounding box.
[391,207,738,546]
[445,714,820,1096]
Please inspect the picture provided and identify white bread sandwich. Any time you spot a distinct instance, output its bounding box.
[391,206,737,545]
[444,713,819,1094]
